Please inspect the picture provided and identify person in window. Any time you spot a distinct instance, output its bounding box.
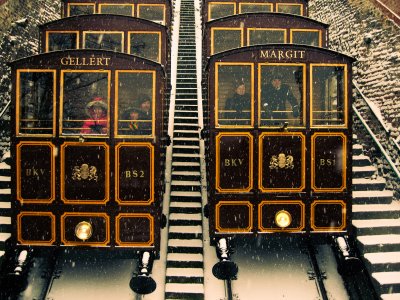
[137,95,152,134]
[81,97,108,134]
[261,75,299,123]
[224,80,250,125]
[122,107,141,134]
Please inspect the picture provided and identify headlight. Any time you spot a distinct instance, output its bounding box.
[75,221,92,241]
[275,210,292,228]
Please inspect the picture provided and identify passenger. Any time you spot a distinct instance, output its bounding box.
[261,75,299,122]
[81,97,108,134]
[122,107,141,134]
[224,80,250,124]
[137,95,152,133]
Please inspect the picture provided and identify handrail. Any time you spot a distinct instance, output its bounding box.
[353,104,400,179]
[0,100,10,120]
[353,80,389,132]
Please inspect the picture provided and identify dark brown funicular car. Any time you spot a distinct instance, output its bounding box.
[39,14,169,66]
[204,0,309,22]
[206,44,354,242]
[61,0,172,26]
[10,50,166,257]
[204,12,329,57]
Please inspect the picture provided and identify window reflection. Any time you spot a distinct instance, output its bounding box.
[117,72,154,136]
[239,3,272,13]
[68,4,95,16]
[248,29,286,45]
[312,65,346,126]
[62,71,109,135]
[47,32,78,52]
[18,71,54,135]
[99,4,134,16]
[209,3,235,20]
[138,5,165,25]
[129,32,160,62]
[212,29,242,54]
[260,65,303,127]
[217,65,252,126]
[291,30,320,47]
[276,4,302,15]
[84,32,123,52]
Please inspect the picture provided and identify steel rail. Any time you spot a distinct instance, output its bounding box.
[353,104,400,179]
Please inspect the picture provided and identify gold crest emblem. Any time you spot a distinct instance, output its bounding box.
[72,164,98,181]
[269,153,294,170]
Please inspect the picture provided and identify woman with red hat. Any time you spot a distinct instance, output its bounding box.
[81,97,108,134]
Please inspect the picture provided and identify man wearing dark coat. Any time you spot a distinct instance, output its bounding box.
[261,75,299,122]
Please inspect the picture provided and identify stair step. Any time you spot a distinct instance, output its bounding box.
[168,238,203,248]
[353,203,400,219]
[372,271,400,294]
[165,283,204,294]
[167,253,203,262]
[352,190,393,204]
[352,178,386,191]
[353,165,376,178]
[353,219,400,235]
[169,225,202,234]
[353,155,372,166]
[166,267,204,277]
[364,252,400,272]
[357,235,400,253]
[169,213,202,221]
[381,293,400,299]
[353,144,363,155]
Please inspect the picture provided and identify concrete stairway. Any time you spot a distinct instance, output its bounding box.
[352,142,400,299]
[0,152,11,262]
[164,0,205,298]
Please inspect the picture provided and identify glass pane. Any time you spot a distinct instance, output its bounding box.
[99,5,134,16]
[209,3,235,20]
[249,29,285,45]
[312,66,345,126]
[260,65,303,127]
[62,72,109,135]
[217,65,252,126]
[292,30,320,47]
[276,4,302,15]
[213,29,241,54]
[117,72,154,136]
[240,3,272,13]
[130,33,160,62]
[69,4,95,16]
[47,32,77,51]
[18,72,54,135]
[138,6,165,24]
[84,33,123,52]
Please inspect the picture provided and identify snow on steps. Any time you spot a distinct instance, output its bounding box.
[0,152,11,261]
[352,143,400,299]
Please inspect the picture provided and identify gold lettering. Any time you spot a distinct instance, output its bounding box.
[224,159,245,167]
[260,50,269,58]
[60,56,111,66]
[260,49,306,61]
[61,57,68,65]
[124,169,145,179]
